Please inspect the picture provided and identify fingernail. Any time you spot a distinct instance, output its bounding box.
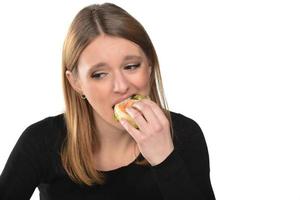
[125,107,132,114]
[132,102,140,109]
[120,119,126,126]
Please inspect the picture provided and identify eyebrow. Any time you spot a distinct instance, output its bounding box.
[89,55,143,72]
[123,55,142,61]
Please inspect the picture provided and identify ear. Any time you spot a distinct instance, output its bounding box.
[65,70,83,94]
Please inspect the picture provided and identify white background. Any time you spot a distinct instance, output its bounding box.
[0,0,299,199]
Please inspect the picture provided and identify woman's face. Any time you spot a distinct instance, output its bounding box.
[68,35,152,130]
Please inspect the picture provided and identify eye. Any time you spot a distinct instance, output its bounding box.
[91,72,107,79]
[124,63,141,71]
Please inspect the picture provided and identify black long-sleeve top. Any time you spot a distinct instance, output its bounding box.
[0,111,215,200]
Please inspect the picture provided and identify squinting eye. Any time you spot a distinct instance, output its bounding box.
[91,72,107,79]
[124,63,141,70]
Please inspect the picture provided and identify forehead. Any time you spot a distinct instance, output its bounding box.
[78,35,146,68]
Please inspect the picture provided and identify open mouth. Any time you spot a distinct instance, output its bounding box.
[112,94,136,110]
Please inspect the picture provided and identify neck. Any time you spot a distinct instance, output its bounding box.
[92,112,140,171]
[92,111,135,153]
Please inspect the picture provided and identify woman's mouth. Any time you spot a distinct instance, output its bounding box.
[112,94,136,109]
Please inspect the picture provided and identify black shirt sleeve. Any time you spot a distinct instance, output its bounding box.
[0,119,50,200]
[151,113,216,200]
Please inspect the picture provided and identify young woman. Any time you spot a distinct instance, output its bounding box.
[0,3,215,200]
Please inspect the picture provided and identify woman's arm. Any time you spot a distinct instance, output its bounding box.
[120,98,215,200]
[152,123,215,200]
[0,122,48,199]
[151,115,215,199]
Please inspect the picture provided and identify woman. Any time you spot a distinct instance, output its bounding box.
[0,3,215,200]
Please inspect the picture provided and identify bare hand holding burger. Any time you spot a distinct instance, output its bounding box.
[115,95,174,166]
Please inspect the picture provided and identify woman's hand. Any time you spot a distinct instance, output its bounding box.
[120,99,174,166]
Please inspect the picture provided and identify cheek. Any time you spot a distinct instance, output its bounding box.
[84,83,111,109]
[132,68,151,89]
[86,83,105,97]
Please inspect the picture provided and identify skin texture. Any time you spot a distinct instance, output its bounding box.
[66,35,174,167]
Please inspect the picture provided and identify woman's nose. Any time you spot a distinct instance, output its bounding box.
[112,71,130,94]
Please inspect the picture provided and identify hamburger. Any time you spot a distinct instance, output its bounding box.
[113,94,148,128]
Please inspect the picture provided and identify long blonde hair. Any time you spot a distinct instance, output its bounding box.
[61,3,172,186]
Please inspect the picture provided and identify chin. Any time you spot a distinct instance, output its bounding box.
[109,116,125,129]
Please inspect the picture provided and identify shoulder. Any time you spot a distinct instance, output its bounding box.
[18,113,66,151]
[169,111,206,147]
[22,113,65,137]
[25,113,65,132]
[170,111,203,134]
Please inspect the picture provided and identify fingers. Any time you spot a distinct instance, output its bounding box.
[120,99,169,141]
[120,119,142,141]
[125,107,148,130]
[133,99,169,126]
[131,100,160,127]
